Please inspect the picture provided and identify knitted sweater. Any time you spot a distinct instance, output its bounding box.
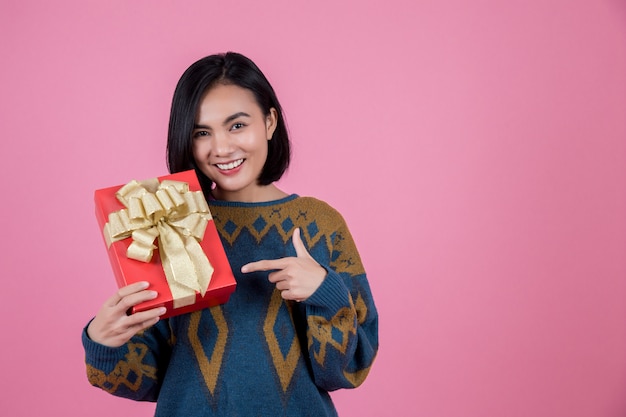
[83,194,378,416]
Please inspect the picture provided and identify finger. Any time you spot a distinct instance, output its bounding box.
[131,316,161,334]
[292,228,310,258]
[106,281,150,306]
[109,310,164,347]
[274,279,290,291]
[116,319,159,344]
[123,306,167,327]
[241,259,287,273]
[279,289,303,302]
[267,269,289,284]
[88,302,165,347]
[112,289,159,315]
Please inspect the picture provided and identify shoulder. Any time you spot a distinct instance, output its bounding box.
[291,196,341,215]
[289,196,349,228]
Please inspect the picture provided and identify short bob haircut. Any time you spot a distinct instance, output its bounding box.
[166,52,290,193]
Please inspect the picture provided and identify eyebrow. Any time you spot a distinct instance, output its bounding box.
[193,112,252,130]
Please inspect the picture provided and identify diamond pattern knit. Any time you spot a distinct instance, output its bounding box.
[83,194,378,416]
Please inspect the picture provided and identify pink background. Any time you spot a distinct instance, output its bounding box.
[1,0,625,415]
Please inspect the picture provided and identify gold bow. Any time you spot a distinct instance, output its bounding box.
[103,178,214,309]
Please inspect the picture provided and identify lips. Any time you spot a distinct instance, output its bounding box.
[215,159,244,170]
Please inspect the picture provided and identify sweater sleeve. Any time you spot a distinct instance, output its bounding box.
[82,319,173,401]
[303,212,379,391]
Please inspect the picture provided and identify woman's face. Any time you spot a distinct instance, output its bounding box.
[192,83,277,202]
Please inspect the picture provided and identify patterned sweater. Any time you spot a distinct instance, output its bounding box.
[83,194,378,416]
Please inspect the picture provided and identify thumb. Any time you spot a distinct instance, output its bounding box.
[292,228,310,258]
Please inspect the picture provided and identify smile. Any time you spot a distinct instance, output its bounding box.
[215,159,244,170]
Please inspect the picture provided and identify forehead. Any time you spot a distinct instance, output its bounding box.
[196,84,262,123]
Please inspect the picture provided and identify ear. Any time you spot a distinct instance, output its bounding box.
[265,108,278,140]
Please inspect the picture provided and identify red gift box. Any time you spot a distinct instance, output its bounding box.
[94,170,236,319]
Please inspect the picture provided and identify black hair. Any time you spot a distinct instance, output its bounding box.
[166,52,290,192]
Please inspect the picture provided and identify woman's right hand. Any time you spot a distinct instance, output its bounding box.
[87,281,166,348]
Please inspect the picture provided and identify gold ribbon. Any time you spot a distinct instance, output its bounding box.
[103,178,214,309]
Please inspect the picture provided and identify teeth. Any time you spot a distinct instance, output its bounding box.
[216,159,244,170]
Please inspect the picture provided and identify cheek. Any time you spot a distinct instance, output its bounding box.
[191,141,207,162]
[245,132,270,154]
[191,143,214,179]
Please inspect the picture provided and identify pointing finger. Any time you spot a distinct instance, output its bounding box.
[241,259,286,273]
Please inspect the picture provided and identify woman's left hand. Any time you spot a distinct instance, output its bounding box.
[241,228,326,302]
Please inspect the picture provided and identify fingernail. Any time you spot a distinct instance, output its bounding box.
[241,265,249,273]
[149,290,158,299]
[158,307,167,315]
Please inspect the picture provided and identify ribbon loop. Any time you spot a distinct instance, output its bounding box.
[103,178,214,308]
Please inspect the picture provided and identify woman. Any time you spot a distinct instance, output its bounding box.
[83,52,378,416]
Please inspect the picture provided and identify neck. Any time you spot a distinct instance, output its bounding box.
[212,183,288,203]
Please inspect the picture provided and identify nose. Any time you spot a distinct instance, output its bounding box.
[212,130,234,156]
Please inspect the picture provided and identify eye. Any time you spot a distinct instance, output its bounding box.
[192,130,210,139]
[230,122,245,131]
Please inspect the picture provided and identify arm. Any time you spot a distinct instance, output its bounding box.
[302,219,378,391]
